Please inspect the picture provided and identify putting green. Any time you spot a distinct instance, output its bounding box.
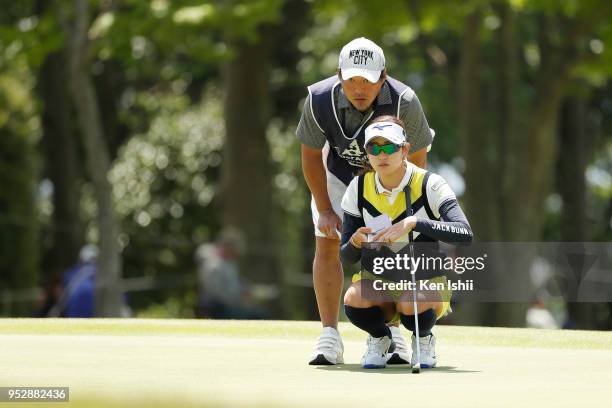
[1,319,611,407]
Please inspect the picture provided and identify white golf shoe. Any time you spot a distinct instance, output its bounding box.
[386,326,411,365]
[411,333,437,368]
[309,327,344,365]
[361,335,394,369]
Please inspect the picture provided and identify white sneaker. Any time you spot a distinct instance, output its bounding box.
[361,335,394,369]
[411,333,437,368]
[386,326,411,365]
[309,327,344,365]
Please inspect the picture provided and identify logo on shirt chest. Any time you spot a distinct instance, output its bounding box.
[334,139,367,166]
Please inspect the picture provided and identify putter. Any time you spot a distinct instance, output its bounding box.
[410,259,421,374]
[404,184,420,374]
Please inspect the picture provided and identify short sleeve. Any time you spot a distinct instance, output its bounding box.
[341,176,361,217]
[425,173,457,218]
[296,94,327,149]
[398,91,433,152]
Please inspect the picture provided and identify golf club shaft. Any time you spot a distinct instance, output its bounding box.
[410,243,420,368]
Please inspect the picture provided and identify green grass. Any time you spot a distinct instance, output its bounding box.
[2,318,611,349]
[1,319,611,408]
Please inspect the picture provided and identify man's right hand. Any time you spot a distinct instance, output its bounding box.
[317,210,342,240]
[301,144,341,239]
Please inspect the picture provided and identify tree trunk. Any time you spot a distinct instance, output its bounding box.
[558,94,599,329]
[38,51,83,275]
[488,2,532,326]
[494,1,518,240]
[459,10,501,241]
[454,9,489,326]
[66,0,122,316]
[221,36,280,314]
[558,96,589,241]
[92,60,130,160]
[0,119,39,315]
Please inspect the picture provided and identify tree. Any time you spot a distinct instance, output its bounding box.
[220,1,309,316]
[65,0,122,316]
[0,59,39,314]
[38,48,83,276]
[0,1,42,314]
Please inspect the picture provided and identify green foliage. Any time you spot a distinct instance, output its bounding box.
[89,0,283,73]
[1,0,612,321]
[0,45,39,307]
[0,5,63,68]
[107,88,224,308]
[135,292,197,318]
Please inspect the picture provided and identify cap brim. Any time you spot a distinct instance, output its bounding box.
[341,68,381,83]
[363,135,403,148]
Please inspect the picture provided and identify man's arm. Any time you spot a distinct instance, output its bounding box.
[301,144,341,239]
[301,144,332,212]
[399,90,433,168]
[297,94,342,239]
[408,147,427,168]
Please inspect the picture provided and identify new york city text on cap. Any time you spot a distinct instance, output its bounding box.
[338,37,386,83]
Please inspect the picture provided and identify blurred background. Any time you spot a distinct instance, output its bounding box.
[0,0,610,329]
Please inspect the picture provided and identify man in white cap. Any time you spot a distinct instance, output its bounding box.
[297,37,434,365]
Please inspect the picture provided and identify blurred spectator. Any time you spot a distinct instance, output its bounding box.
[47,244,98,317]
[526,297,560,329]
[46,245,131,317]
[527,258,567,329]
[195,228,274,319]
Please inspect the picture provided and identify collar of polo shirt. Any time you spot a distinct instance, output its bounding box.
[374,160,413,196]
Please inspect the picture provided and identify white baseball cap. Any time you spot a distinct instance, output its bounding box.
[338,37,385,83]
[79,244,99,263]
[364,121,407,147]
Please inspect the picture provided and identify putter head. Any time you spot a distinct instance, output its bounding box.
[411,364,421,374]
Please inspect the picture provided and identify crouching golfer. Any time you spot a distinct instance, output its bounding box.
[340,115,473,369]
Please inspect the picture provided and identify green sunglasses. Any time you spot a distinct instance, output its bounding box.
[366,143,401,156]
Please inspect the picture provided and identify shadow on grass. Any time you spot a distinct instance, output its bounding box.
[315,364,480,374]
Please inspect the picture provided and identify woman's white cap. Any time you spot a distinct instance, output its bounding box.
[364,121,407,147]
